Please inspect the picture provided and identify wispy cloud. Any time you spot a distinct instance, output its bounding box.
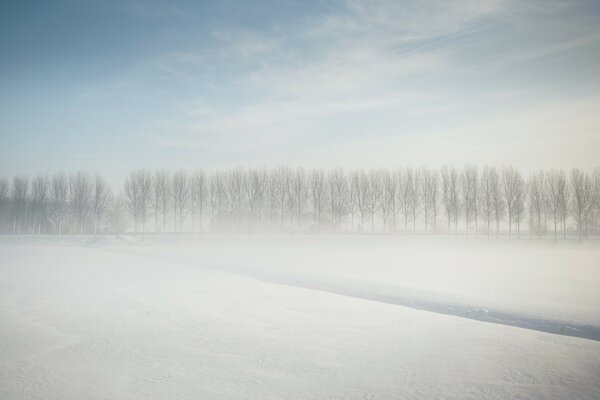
[3,0,599,174]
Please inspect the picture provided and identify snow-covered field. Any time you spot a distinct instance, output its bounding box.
[1,237,600,399]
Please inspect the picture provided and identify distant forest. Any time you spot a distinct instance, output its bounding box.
[0,166,598,241]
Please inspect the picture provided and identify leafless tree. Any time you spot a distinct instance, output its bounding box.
[124,170,152,235]
[11,175,29,236]
[275,166,291,228]
[513,172,526,240]
[172,170,189,233]
[0,177,8,230]
[398,169,414,233]
[31,174,49,235]
[246,168,266,229]
[349,171,364,232]
[50,173,68,238]
[209,171,227,229]
[528,172,546,239]
[91,173,111,236]
[546,170,567,242]
[124,173,141,235]
[421,168,438,233]
[479,167,493,239]
[502,167,522,240]
[570,168,593,241]
[309,169,327,228]
[364,170,382,232]
[190,170,207,233]
[153,171,170,233]
[327,168,348,231]
[289,168,308,227]
[381,170,397,232]
[441,167,460,235]
[69,172,92,237]
[461,166,478,236]
[267,170,281,227]
[592,167,600,233]
[489,168,504,239]
[139,171,153,235]
[408,170,420,232]
[226,169,246,230]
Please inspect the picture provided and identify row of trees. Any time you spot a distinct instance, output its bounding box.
[0,166,599,240]
[0,172,112,237]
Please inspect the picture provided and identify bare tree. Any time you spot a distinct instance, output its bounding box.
[267,170,281,227]
[124,173,141,235]
[594,167,600,233]
[350,171,367,232]
[398,169,414,233]
[123,170,152,236]
[528,172,546,239]
[570,168,593,241]
[172,170,189,233]
[91,173,111,236]
[275,166,291,227]
[226,169,246,230]
[364,170,382,232]
[139,171,153,236]
[502,167,520,240]
[190,170,207,233]
[327,168,348,231]
[408,170,420,232]
[479,167,493,239]
[153,171,170,233]
[69,172,92,237]
[209,172,227,230]
[288,168,307,227]
[31,174,49,235]
[12,175,29,236]
[421,168,438,233]
[309,169,327,229]
[50,173,68,238]
[441,167,460,235]
[513,172,526,240]
[0,178,8,231]
[461,166,478,236]
[246,168,266,229]
[546,170,567,242]
[489,168,504,239]
[381,170,397,232]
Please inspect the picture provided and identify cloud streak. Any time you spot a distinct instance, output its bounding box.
[1,0,599,175]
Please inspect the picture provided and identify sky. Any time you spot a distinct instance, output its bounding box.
[1,0,599,182]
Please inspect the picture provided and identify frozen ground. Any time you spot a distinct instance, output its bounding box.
[1,237,600,399]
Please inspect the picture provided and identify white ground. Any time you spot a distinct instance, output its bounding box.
[1,237,600,399]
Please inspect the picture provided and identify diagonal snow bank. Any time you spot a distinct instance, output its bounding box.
[99,236,600,340]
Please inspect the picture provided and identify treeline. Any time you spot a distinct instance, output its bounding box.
[0,166,599,240]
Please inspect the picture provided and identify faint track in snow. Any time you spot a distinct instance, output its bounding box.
[100,244,600,343]
[228,268,600,342]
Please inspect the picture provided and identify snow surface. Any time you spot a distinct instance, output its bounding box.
[1,238,600,399]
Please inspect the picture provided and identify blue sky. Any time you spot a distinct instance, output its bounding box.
[1,0,599,181]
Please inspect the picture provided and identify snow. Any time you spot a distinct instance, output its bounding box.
[106,236,600,326]
[1,238,600,399]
